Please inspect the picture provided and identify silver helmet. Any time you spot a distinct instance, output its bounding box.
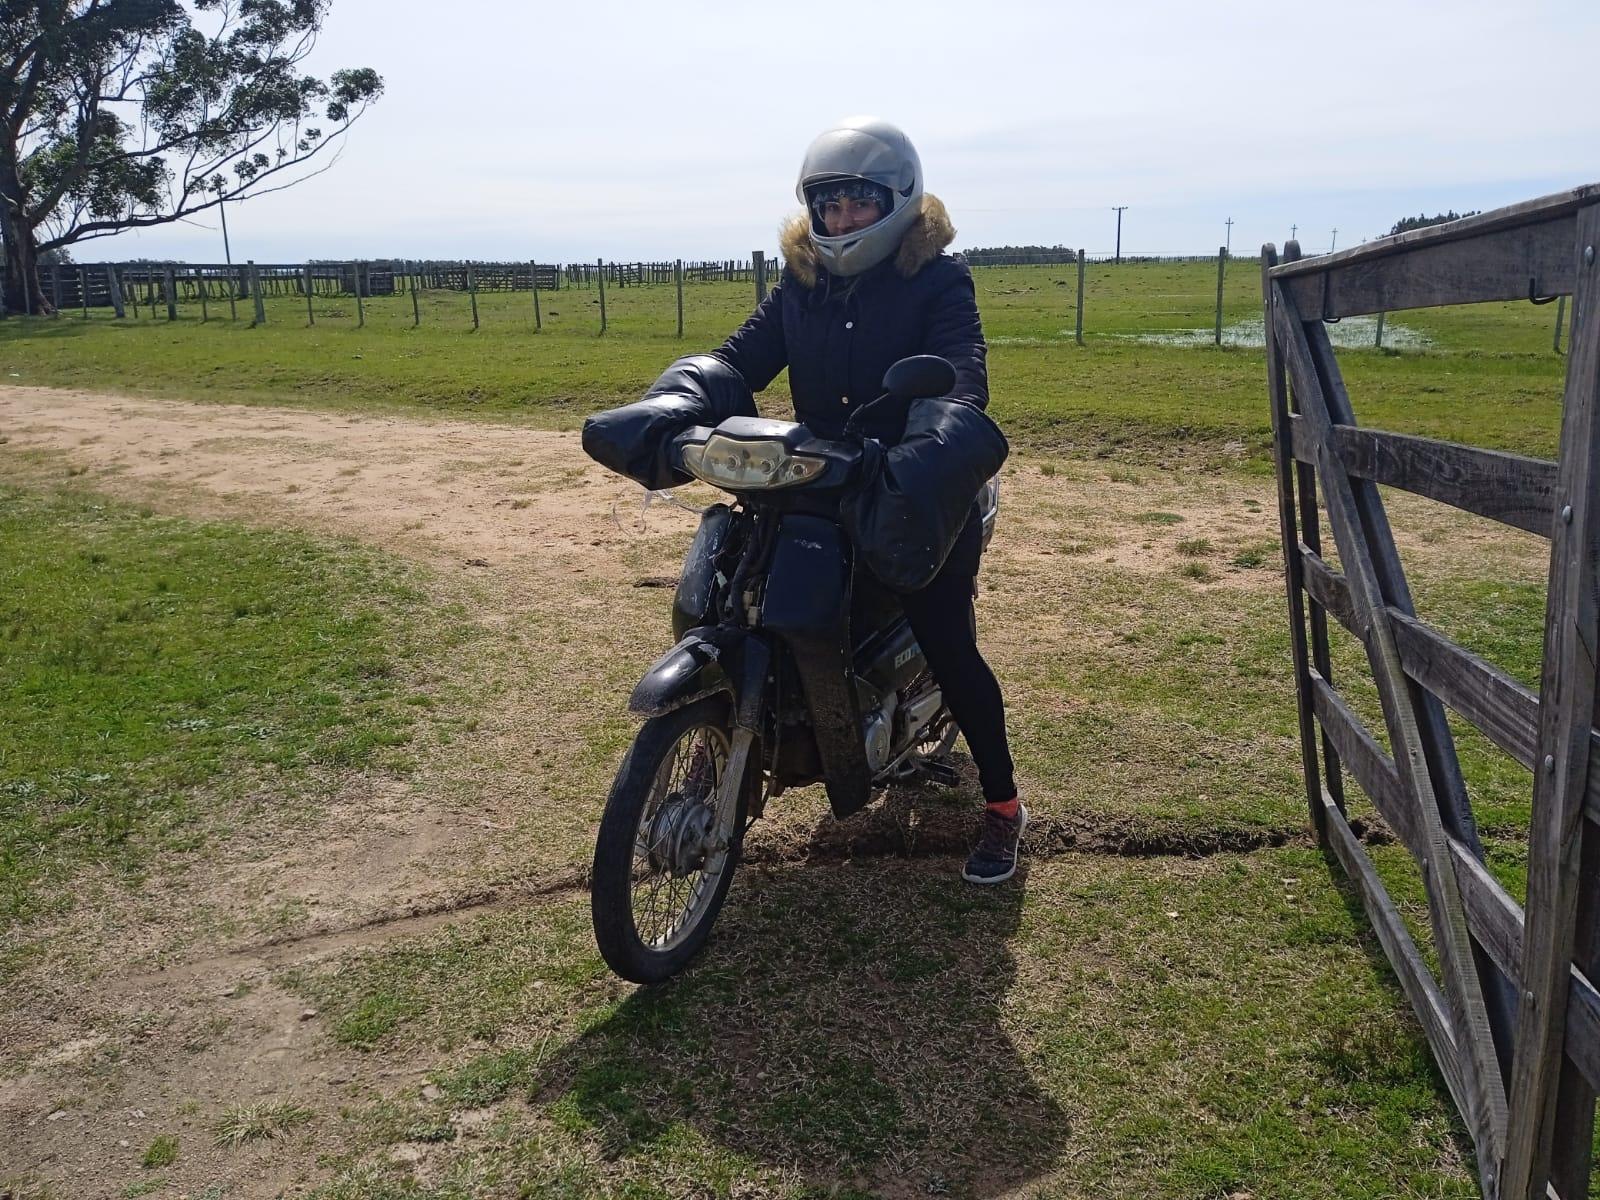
[795,116,924,278]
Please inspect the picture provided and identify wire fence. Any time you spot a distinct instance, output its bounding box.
[3,249,1571,353]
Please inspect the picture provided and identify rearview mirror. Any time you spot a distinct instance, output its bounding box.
[882,355,956,401]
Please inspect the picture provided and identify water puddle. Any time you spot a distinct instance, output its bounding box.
[1114,315,1432,350]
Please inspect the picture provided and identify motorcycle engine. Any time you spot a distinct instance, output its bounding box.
[861,691,899,774]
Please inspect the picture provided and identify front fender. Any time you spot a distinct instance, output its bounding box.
[628,628,730,718]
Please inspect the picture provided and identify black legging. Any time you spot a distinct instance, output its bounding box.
[897,515,1017,803]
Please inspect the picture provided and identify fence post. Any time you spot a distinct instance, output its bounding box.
[597,257,607,334]
[467,262,479,330]
[50,264,61,317]
[78,267,89,319]
[1075,250,1086,347]
[531,260,542,331]
[675,258,684,338]
[1214,246,1226,346]
[249,261,266,325]
[164,266,177,321]
[1374,311,1386,349]
[1555,294,1567,354]
[411,260,421,327]
[754,249,767,304]
[354,261,365,328]
[106,264,125,318]
[198,268,208,322]
[301,263,313,325]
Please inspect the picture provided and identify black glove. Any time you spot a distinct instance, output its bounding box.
[581,355,756,490]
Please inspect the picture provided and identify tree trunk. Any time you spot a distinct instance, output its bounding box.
[0,162,49,316]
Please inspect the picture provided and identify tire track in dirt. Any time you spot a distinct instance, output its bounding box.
[0,385,1299,1199]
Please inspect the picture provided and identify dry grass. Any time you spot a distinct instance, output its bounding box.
[213,1100,314,1146]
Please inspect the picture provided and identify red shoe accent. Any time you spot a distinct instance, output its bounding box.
[986,797,1020,819]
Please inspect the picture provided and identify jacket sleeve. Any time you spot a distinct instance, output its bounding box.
[712,281,789,393]
[581,354,756,490]
[921,258,989,409]
[841,397,1009,593]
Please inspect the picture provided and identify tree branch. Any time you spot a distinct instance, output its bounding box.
[41,103,366,249]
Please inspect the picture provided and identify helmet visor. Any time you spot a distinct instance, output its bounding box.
[805,178,893,235]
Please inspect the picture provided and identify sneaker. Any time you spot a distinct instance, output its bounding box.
[962,801,1028,884]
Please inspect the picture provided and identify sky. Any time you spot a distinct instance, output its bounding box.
[92,0,1600,265]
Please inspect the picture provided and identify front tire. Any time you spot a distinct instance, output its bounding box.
[591,696,750,984]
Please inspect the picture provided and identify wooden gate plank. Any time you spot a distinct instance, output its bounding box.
[1272,282,1510,1184]
[1302,553,1600,828]
[1287,419,1558,538]
[1503,202,1600,1200]
[1264,247,1329,841]
[1281,216,1576,320]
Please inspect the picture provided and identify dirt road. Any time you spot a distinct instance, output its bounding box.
[0,385,1318,1197]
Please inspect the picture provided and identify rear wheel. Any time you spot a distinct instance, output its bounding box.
[591,697,751,984]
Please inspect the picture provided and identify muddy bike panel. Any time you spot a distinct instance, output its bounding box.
[761,513,872,818]
[674,503,737,639]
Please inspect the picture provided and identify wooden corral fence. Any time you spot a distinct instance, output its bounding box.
[40,261,401,312]
[1264,183,1600,1199]
[561,259,775,287]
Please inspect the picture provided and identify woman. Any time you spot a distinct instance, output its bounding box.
[707,116,1025,884]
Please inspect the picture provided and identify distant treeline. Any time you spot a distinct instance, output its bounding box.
[1389,210,1481,237]
[959,245,1079,266]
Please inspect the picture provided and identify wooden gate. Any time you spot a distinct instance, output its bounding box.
[1264,184,1600,1199]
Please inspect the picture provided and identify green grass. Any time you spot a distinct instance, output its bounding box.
[0,481,448,932]
[293,853,1478,1199]
[0,261,1570,468]
[139,1135,178,1168]
[1,257,1584,1195]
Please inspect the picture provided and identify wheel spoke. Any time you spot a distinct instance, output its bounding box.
[621,721,735,953]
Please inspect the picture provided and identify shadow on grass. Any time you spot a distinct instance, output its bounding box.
[1313,842,1481,1182]
[0,315,95,341]
[534,853,1066,1197]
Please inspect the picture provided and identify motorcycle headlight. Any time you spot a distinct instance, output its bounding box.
[681,434,826,490]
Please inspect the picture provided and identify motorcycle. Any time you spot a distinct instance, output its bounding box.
[586,356,999,984]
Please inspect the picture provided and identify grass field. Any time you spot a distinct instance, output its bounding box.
[0,257,1586,1199]
[0,484,450,932]
[0,259,1573,465]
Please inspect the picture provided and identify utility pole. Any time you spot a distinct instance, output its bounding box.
[1330,228,1338,252]
[1225,217,1234,255]
[1112,205,1128,264]
[218,195,233,266]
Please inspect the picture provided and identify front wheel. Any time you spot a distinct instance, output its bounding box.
[591,696,751,984]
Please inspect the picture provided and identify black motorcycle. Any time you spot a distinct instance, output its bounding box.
[587,356,999,984]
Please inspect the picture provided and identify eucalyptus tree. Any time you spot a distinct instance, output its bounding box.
[0,1,382,313]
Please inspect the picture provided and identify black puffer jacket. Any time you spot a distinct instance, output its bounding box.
[580,195,1007,591]
[716,194,987,443]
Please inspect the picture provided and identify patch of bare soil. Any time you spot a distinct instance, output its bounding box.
[0,385,707,578]
[0,386,1532,1197]
[0,387,718,1197]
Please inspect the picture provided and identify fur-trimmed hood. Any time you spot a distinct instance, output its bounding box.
[778,194,956,289]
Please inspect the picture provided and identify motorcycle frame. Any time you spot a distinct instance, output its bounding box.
[629,500,905,819]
